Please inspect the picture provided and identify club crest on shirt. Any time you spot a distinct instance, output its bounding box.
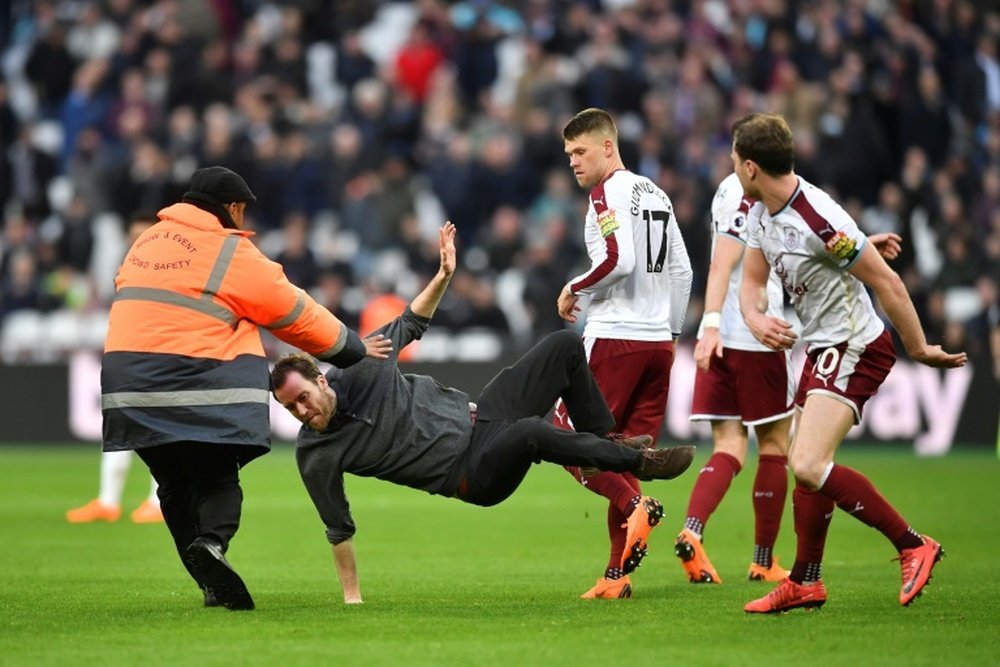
[825,230,858,260]
[598,210,620,238]
[783,228,800,250]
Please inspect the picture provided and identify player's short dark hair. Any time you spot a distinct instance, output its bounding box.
[732,113,795,176]
[270,353,323,394]
[562,108,618,142]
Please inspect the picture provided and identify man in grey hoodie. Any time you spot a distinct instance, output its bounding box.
[271,222,695,603]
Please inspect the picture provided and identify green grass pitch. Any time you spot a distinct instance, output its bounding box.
[1,444,998,667]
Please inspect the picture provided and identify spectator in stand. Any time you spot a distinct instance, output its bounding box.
[6,123,57,223]
[336,30,376,93]
[395,20,445,104]
[0,250,41,320]
[274,210,321,292]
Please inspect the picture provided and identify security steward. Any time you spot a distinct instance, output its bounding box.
[101,166,391,611]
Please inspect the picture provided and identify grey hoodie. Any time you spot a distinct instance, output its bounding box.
[295,307,474,544]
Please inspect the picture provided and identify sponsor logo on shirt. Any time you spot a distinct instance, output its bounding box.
[598,210,620,238]
[774,255,809,297]
[825,231,858,261]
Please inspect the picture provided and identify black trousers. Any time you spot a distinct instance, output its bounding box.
[136,442,245,585]
[460,330,643,506]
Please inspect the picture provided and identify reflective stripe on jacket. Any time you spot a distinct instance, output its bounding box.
[102,202,347,453]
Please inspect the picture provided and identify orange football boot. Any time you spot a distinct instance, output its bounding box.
[747,557,790,582]
[580,576,632,599]
[620,496,664,573]
[66,499,121,523]
[675,528,722,583]
[130,499,164,524]
[744,578,827,613]
[897,535,944,606]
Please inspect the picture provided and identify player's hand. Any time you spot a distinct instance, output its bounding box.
[439,221,456,277]
[869,232,902,260]
[693,327,723,372]
[557,284,581,323]
[363,333,392,359]
[909,344,967,368]
[745,311,797,350]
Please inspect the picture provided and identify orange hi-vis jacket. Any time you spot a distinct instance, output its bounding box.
[102,202,348,456]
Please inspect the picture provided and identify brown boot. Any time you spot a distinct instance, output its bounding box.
[636,445,696,481]
[608,433,654,451]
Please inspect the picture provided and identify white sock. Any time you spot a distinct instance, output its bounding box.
[98,451,132,507]
[146,477,160,506]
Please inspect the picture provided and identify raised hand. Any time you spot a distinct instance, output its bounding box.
[439,222,456,277]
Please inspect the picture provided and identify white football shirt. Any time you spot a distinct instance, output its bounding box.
[568,169,692,341]
[701,173,785,351]
[746,177,885,350]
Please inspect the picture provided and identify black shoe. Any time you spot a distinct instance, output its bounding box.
[184,537,255,611]
[636,445,697,481]
[203,586,221,608]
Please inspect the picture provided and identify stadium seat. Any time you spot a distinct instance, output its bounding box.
[455,330,502,362]
[45,310,86,355]
[79,310,110,350]
[1,310,46,362]
[412,331,451,362]
[89,213,126,303]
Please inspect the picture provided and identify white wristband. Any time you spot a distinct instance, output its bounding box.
[701,311,721,329]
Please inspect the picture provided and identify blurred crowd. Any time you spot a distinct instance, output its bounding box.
[0,0,997,374]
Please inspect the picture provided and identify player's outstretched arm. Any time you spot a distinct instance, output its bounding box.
[332,539,362,604]
[849,242,967,368]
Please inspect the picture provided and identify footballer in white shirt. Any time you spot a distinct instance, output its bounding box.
[678,172,797,587]
[732,113,966,614]
[555,108,693,600]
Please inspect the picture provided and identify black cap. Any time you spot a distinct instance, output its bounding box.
[183,166,256,205]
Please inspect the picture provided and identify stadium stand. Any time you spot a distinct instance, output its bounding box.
[0,0,995,372]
